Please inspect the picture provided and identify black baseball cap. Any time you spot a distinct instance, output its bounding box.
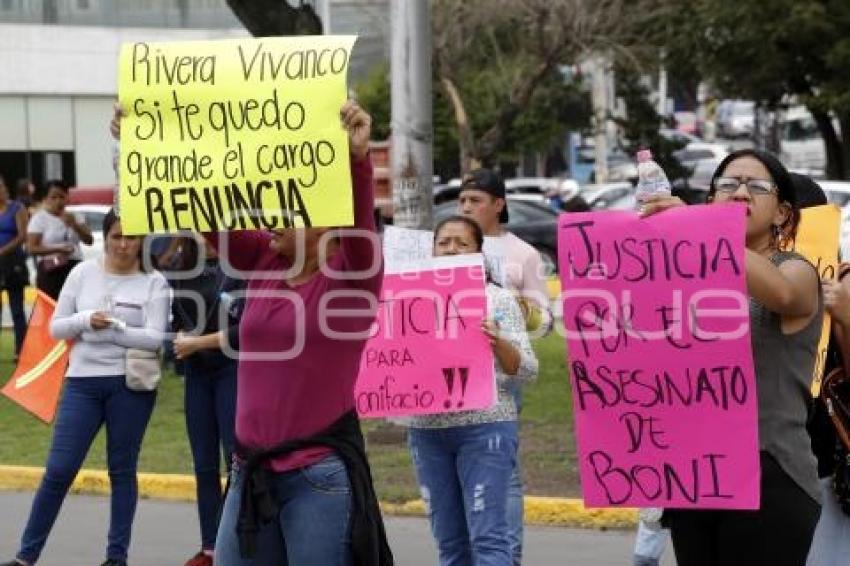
[790,172,826,209]
[460,168,509,223]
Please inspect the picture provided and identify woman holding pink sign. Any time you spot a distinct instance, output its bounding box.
[408,215,538,566]
[643,149,823,565]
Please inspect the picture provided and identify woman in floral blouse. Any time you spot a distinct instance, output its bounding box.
[408,215,538,566]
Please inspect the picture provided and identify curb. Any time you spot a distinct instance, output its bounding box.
[0,465,636,529]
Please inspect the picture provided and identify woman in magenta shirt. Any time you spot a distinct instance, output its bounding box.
[211,101,390,565]
[111,101,392,565]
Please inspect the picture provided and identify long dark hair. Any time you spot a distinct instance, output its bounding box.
[174,236,201,272]
[433,215,485,252]
[708,148,800,249]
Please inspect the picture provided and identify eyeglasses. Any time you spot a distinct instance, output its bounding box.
[714,176,777,196]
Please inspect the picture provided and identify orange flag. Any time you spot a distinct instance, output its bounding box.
[1,291,70,423]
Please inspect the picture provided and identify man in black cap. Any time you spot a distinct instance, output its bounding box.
[458,168,551,565]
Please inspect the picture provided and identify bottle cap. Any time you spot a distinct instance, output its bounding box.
[636,149,652,162]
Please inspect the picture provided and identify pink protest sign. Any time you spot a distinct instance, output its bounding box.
[356,255,496,418]
[558,204,759,509]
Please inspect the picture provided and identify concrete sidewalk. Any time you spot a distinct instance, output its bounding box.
[0,465,638,530]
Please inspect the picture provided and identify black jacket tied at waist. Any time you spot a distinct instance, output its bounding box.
[233,410,394,565]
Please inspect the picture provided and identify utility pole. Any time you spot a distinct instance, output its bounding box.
[317,0,332,34]
[657,50,668,119]
[592,54,609,184]
[390,0,433,229]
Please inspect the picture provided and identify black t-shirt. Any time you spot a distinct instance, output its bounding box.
[171,258,245,369]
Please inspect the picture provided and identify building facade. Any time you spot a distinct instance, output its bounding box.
[0,0,388,191]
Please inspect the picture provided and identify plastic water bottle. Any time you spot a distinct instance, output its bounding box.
[220,290,240,318]
[634,149,671,209]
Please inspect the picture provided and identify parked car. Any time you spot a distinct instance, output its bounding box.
[779,105,826,178]
[590,191,637,211]
[821,181,850,208]
[605,151,639,185]
[673,142,730,171]
[686,158,724,192]
[433,198,559,274]
[68,185,114,205]
[717,100,755,138]
[825,181,850,260]
[66,204,109,262]
[504,177,558,205]
[660,128,701,147]
[580,182,634,210]
[575,145,639,185]
[433,178,463,204]
[841,203,850,261]
[673,111,699,136]
[434,176,578,206]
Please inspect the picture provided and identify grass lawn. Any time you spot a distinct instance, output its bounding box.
[0,333,578,502]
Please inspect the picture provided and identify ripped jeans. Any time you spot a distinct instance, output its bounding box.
[409,421,517,566]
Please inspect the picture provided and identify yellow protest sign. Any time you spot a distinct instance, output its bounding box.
[117,35,357,235]
[793,204,841,396]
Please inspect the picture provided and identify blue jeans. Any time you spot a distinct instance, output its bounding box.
[506,385,524,565]
[215,455,353,565]
[633,521,668,565]
[2,284,26,355]
[409,421,518,566]
[17,376,156,563]
[506,465,524,565]
[184,359,237,551]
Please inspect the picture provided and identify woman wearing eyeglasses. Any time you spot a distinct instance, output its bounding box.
[642,149,823,566]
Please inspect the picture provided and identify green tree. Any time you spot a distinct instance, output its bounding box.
[614,64,689,182]
[353,63,461,180]
[432,0,639,173]
[354,64,391,141]
[354,62,591,180]
[653,0,850,179]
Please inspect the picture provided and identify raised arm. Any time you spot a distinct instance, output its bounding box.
[485,288,539,382]
[521,251,553,336]
[65,212,93,246]
[338,101,382,280]
[746,252,819,317]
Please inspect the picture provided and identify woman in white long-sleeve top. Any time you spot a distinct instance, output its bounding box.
[2,209,170,566]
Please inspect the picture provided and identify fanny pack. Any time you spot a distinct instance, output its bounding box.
[37,253,69,273]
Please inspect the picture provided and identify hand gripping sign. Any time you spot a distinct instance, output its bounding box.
[355,254,496,418]
[558,204,760,510]
[118,35,357,235]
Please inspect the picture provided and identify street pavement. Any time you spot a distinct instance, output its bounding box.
[0,491,677,565]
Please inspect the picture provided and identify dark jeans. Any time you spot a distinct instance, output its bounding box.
[184,358,237,551]
[1,284,27,355]
[36,260,79,301]
[667,452,821,566]
[16,376,156,563]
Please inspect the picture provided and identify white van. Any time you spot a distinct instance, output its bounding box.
[779,106,826,177]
